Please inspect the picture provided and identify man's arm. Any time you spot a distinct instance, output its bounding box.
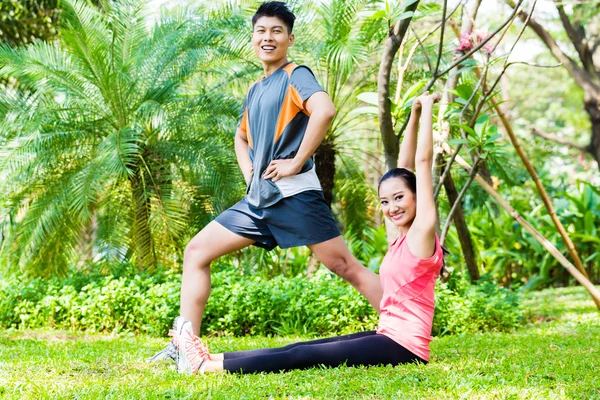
[234,127,253,184]
[263,91,335,181]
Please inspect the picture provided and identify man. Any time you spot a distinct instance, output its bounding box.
[149,1,382,363]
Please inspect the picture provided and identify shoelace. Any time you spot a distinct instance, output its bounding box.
[182,330,210,373]
[171,328,210,359]
[191,334,211,360]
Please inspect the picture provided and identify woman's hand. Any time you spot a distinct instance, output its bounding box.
[413,91,441,109]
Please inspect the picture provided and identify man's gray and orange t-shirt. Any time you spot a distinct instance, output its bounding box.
[238,62,324,209]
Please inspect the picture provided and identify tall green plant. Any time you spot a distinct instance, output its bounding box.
[0,0,250,276]
[288,0,385,206]
[333,156,386,270]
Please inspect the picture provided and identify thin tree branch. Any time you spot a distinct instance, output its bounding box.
[436,0,525,78]
[397,0,525,139]
[469,54,492,127]
[434,58,488,200]
[438,37,490,186]
[406,0,463,82]
[531,127,588,152]
[554,1,598,79]
[411,25,433,73]
[505,61,562,68]
[433,0,448,74]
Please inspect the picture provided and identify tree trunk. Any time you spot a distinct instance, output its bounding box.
[443,168,481,281]
[130,171,156,270]
[377,1,420,170]
[314,138,336,208]
[584,98,600,169]
[76,211,97,269]
[441,158,480,246]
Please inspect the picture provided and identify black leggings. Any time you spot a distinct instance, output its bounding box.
[222,331,425,374]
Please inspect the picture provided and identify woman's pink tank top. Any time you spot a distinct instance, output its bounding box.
[376,234,443,361]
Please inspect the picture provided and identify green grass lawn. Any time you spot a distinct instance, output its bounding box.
[1,286,599,399]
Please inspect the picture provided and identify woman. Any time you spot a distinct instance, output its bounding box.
[174,92,444,375]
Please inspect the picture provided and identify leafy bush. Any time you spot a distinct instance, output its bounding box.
[0,268,523,337]
[433,273,523,335]
[0,269,181,336]
[203,270,377,336]
[463,180,600,288]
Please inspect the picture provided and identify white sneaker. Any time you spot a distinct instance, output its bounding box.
[176,320,210,375]
[146,316,186,363]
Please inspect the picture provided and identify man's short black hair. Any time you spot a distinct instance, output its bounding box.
[252,2,295,34]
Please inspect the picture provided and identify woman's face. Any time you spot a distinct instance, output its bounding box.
[379,177,416,228]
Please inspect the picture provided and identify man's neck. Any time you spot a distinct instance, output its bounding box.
[262,57,289,77]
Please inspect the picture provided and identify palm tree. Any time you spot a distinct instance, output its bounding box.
[0,0,252,276]
[290,0,385,207]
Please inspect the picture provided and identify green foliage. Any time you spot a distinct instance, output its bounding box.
[448,114,505,160]
[445,77,513,177]
[0,268,180,335]
[0,0,250,275]
[433,273,523,336]
[204,269,378,336]
[0,266,523,338]
[0,0,61,46]
[221,245,313,280]
[464,180,600,288]
[333,157,388,269]
[292,0,385,143]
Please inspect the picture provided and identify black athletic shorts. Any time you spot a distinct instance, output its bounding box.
[215,190,341,251]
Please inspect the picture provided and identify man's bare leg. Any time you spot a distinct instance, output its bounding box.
[180,221,255,335]
[308,236,383,313]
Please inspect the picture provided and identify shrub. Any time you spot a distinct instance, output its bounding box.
[203,269,377,336]
[433,273,523,335]
[0,268,523,337]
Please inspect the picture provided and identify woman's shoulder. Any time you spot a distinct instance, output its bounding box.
[400,232,443,267]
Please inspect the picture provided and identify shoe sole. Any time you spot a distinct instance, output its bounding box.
[177,321,193,375]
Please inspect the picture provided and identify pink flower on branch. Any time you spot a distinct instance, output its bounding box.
[456,31,473,51]
[455,29,495,54]
[475,30,494,54]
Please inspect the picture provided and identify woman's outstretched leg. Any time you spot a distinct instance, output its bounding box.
[211,331,376,361]
[205,333,423,374]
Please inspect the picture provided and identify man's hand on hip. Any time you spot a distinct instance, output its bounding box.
[263,159,301,182]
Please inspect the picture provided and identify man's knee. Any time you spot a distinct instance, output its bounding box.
[183,235,211,269]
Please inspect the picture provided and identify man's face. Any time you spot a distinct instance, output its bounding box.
[252,16,294,64]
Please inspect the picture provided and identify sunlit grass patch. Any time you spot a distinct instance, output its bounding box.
[0,286,598,399]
